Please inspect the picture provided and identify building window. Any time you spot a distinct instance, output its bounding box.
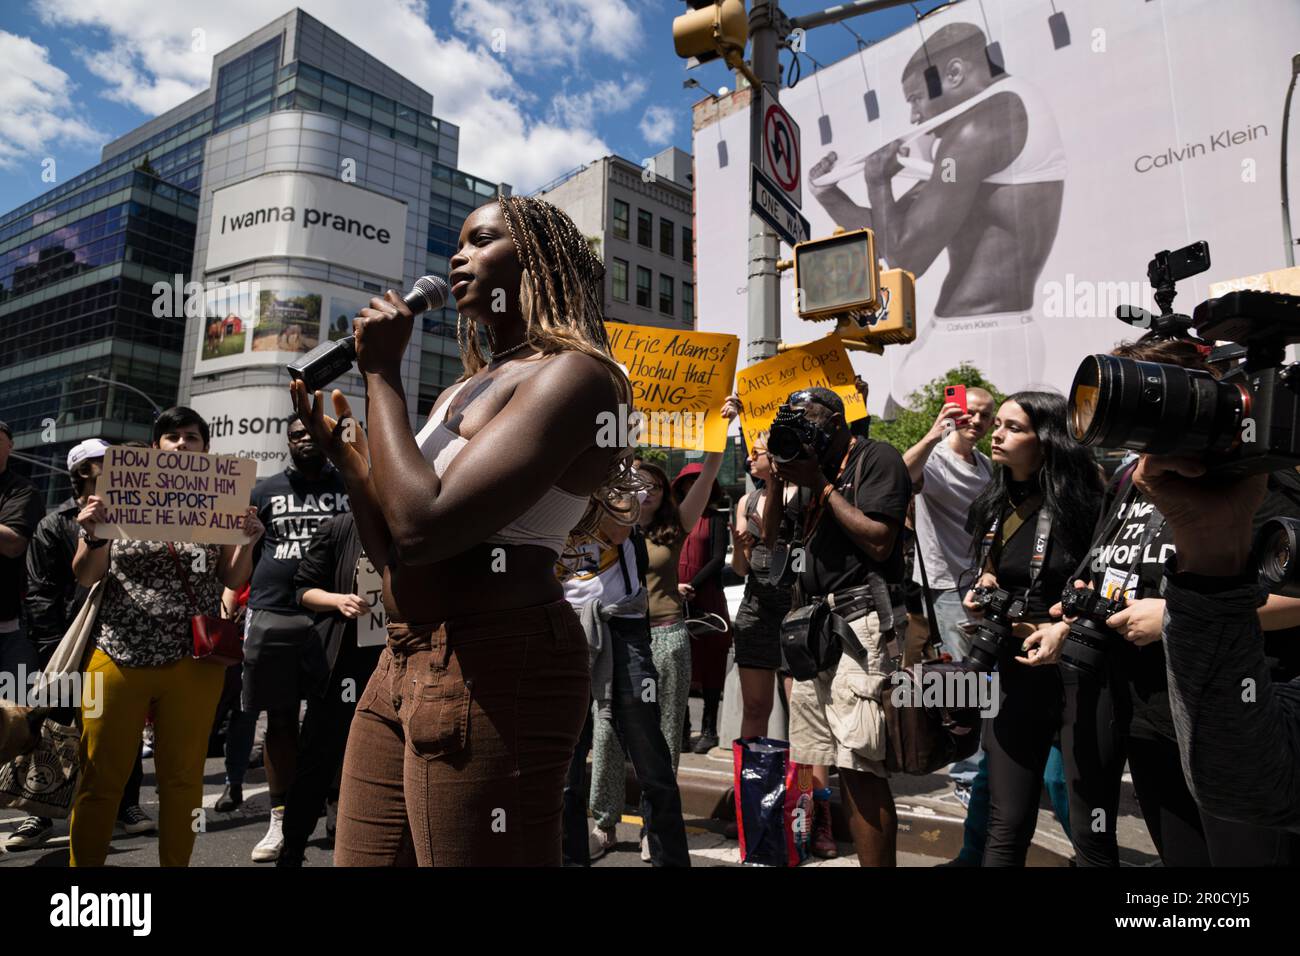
[613,200,629,241]
[637,209,652,248]
[660,218,674,257]
[682,226,693,263]
[636,267,652,308]
[683,282,694,324]
[612,259,629,302]
[659,275,674,316]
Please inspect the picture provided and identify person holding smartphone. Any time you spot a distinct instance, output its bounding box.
[962,392,1102,866]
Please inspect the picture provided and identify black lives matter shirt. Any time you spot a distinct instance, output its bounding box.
[1087,465,1300,742]
[248,467,350,612]
[793,438,912,596]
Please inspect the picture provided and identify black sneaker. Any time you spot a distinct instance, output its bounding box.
[116,805,156,834]
[4,816,53,850]
[215,783,244,812]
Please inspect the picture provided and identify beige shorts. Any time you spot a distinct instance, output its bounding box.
[788,608,892,778]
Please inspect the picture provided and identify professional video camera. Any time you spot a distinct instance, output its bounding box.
[767,401,834,464]
[1068,241,1300,477]
[965,586,1027,671]
[1057,585,1129,679]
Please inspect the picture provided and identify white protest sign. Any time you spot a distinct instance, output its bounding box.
[355,555,388,648]
[96,446,257,545]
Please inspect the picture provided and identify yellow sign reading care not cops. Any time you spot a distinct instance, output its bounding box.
[735,335,866,450]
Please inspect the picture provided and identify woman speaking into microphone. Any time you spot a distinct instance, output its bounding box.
[291,196,639,866]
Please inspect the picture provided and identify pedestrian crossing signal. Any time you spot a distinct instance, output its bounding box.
[793,229,880,320]
[834,268,917,346]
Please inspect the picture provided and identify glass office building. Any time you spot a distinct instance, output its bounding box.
[0,8,506,504]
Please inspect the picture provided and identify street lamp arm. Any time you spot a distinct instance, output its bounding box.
[88,374,164,416]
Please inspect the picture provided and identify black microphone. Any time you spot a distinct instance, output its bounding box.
[287,276,448,391]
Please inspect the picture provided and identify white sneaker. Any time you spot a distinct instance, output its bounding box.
[640,835,651,863]
[589,825,615,861]
[251,806,285,862]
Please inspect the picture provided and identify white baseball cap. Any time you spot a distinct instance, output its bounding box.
[67,438,110,471]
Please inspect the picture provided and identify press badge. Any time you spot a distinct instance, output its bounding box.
[1100,566,1137,602]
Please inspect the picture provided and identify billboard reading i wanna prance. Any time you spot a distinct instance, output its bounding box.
[692,0,1300,414]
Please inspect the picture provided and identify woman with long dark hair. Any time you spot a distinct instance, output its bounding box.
[962,391,1103,866]
[292,196,640,866]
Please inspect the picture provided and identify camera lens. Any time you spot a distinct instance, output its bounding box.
[966,622,1005,672]
[1060,618,1111,678]
[1069,354,1247,456]
[1257,517,1300,597]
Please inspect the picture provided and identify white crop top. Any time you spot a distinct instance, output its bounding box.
[414,380,590,555]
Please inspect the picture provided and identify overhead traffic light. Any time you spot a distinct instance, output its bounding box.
[673,0,748,67]
[793,228,880,320]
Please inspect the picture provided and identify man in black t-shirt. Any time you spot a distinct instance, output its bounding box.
[230,419,349,863]
[0,421,46,703]
[764,388,912,866]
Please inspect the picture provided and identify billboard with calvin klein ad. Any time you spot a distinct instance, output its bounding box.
[693,0,1300,413]
[204,172,407,280]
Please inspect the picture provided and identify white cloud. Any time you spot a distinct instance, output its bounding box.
[450,0,640,70]
[31,0,629,191]
[550,74,647,129]
[639,104,677,147]
[0,30,103,169]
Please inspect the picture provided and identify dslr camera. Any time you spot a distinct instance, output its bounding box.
[965,586,1027,671]
[1057,585,1128,678]
[768,401,834,464]
[1068,240,1300,477]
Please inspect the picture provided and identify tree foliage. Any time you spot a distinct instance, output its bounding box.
[868,363,1007,459]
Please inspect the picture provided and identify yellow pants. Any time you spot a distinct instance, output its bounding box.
[70,648,224,867]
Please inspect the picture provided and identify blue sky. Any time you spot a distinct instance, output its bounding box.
[0,0,929,213]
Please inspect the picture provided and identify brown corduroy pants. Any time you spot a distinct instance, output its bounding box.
[333,600,590,867]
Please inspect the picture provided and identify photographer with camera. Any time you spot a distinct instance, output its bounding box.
[761,387,911,867]
[1134,456,1300,833]
[962,392,1103,866]
[1044,337,1300,866]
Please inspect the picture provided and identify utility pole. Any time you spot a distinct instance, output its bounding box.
[747,0,783,365]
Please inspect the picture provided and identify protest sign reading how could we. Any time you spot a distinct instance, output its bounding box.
[735,335,866,450]
[605,322,739,453]
[96,446,258,545]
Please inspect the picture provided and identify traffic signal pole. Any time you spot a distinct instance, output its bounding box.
[746,0,783,365]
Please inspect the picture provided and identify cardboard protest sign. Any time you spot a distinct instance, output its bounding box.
[355,555,387,648]
[96,446,258,545]
[734,335,867,450]
[605,322,739,452]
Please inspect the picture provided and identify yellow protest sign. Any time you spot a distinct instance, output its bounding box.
[96,446,258,545]
[604,322,739,452]
[734,335,866,449]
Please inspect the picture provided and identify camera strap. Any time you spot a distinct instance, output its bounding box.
[981,496,1053,598]
[802,437,859,540]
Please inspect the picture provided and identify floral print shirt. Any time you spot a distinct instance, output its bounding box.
[93,539,224,667]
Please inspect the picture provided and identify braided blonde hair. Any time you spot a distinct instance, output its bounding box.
[456,195,643,541]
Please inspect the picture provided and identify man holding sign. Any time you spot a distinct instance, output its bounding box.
[68,407,264,867]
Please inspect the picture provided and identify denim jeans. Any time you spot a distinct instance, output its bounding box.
[929,589,982,787]
[575,615,690,867]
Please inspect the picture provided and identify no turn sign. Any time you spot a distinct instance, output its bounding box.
[759,89,801,209]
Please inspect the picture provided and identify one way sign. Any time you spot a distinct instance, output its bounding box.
[751,166,810,247]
